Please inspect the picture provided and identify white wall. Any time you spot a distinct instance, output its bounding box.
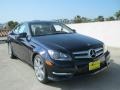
[67,21,120,48]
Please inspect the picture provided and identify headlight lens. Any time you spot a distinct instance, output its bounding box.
[48,50,72,61]
[104,44,108,53]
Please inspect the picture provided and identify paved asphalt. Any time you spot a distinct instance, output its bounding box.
[0,43,120,90]
[0,37,7,41]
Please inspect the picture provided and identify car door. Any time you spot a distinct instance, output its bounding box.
[10,25,21,56]
[15,24,31,62]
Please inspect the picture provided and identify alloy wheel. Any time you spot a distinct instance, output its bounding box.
[34,56,45,81]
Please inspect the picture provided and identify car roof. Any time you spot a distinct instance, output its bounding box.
[23,20,58,25]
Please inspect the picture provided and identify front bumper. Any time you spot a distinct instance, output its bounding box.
[46,51,111,81]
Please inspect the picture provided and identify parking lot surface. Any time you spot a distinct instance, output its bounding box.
[0,43,120,90]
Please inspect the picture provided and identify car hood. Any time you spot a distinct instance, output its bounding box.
[31,33,103,52]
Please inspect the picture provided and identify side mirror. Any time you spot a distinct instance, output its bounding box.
[9,31,15,35]
[17,32,27,39]
[72,29,76,33]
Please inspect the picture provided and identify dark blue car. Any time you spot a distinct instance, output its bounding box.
[7,21,110,83]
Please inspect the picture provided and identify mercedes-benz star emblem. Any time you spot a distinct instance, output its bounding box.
[89,49,96,58]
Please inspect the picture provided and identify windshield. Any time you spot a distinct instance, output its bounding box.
[30,22,74,36]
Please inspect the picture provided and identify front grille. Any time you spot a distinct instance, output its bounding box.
[73,47,104,59]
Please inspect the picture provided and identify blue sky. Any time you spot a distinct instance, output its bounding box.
[0,0,120,23]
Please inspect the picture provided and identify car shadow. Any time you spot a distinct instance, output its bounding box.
[0,40,7,44]
[46,60,120,90]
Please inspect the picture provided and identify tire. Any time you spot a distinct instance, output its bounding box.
[8,43,17,59]
[34,55,49,83]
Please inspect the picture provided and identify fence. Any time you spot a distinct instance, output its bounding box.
[0,30,10,37]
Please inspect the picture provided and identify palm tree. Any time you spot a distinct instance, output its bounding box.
[106,16,115,21]
[8,21,19,30]
[115,10,120,20]
[74,15,82,23]
[95,16,104,22]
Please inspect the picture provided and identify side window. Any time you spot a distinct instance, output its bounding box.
[53,24,69,33]
[54,25,62,31]
[18,24,27,34]
[14,26,20,34]
[18,25,25,33]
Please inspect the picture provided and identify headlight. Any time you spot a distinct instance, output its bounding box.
[48,50,72,61]
[103,44,108,53]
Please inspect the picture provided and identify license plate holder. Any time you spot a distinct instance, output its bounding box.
[89,60,100,71]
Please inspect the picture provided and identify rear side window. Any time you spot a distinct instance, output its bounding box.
[14,26,20,34]
[13,24,29,35]
[18,25,26,34]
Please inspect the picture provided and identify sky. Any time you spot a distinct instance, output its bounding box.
[0,0,120,23]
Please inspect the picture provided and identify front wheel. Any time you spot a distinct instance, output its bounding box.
[34,55,48,83]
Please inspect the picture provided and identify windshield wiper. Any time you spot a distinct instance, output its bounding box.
[53,32,68,34]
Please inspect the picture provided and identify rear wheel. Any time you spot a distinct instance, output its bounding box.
[34,55,48,83]
[8,43,17,59]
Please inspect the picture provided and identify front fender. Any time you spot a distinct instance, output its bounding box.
[30,44,51,66]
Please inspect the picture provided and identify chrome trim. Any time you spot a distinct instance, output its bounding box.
[92,66,108,75]
[73,47,104,59]
[74,56,89,59]
[52,72,73,75]
[95,48,103,52]
[72,51,88,55]
[96,51,104,56]
[89,49,96,58]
